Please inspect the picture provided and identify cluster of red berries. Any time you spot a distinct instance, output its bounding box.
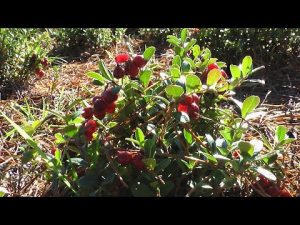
[113,53,148,79]
[84,119,98,142]
[35,57,49,78]
[254,175,292,197]
[116,149,145,170]
[82,87,119,121]
[201,63,228,83]
[177,94,200,119]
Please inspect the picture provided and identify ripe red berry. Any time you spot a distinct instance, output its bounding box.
[84,131,93,142]
[82,107,93,119]
[125,61,140,77]
[92,96,102,104]
[266,186,281,197]
[106,102,116,114]
[35,68,45,78]
[94,97,107,112]
[279,189,292,197]
[131,153,145,170]
[232,150,240,159]
[116,150,134,165]
[101,88,118,103]
[188,102,199,113]
[208,63,219,71]
[221,70,228,79]
[178,103,188,113]
[113,65,125,79]
[183,95,194,105]
[192,93,200,103]
[94,110,106,120]
[84,120,97,133]
[115,53,129,64]
[189,111,199,120]
[258,175,272,189]
[133,55,147,68]
[51,147,57,155]
[41,58,49,67]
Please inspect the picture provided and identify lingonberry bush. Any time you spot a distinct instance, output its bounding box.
[2,29,295,197]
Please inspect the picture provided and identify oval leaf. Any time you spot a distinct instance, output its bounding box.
[230,65,241,80]
[186,74,201,93]
[242,56,253,77]
[256,167,277,181]
[207,69,222,86]
[165,85,184,98]
[276,125,288,143]
[241,95,260,118]
[238,141,254,157]
[139,70,152,88]
[143,46,156,61]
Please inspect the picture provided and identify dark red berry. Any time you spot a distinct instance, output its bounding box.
[85,120,97,133]
[266,186,281,197]
[232,150,240,159]
[92,96,102,104]
[192,93,200,103]
[41,58,49,67]
[82,107,93,119]
[221,70,228,79]
[258,175,272,189]
[178,103,188,113]
[115,53,129,64]
[131,153,145,170]
[94,110,106,120]
[208,63,219,71]
[101,88,118,103]
[84,131,93,142]
[113,65,125,79]
[106,102,116,114]
[125,61,140,77]
[35,68,45,78]
[279,189,292,197]
[116,150,134,165]
[189,111,199,120]
[188,102,199,113]
[183,95,193,105]
[133,55,147,68]
[51,147,57,155]
[94,97,107,112]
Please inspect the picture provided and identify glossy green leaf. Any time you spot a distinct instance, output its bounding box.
[242,56,253,77]
[207,69,222,86]
[143,46,156,61]
[241,95,260,118]
[230,65,241,79]
[186,74,201,93]
[165,85,184,98]
[139,70,152,88]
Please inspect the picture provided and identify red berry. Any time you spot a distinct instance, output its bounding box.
[115,53,129,64]
[183,95,194,105]
[106,102,116,114]
[101,88,118,103]
[84,131,93,142]
[116,150,134,165]
[125,61,140,77]
[113,65,125,79]
[258,175,272,188]
[232,150,240,159]
[92,96,102,104]
[221,70,228,79]
[51,147,57,155]
[94,110,106,120]
[189,111,199,120]
[266,186,281,197]
[84,120,97,133]
[131,153,145,170]
[188,102,199,113]
[82,107,93,119]
[133,55,147,68]
[41,58,49,67]
[279,189,292,197]
[208,63,219,71]
[35,68,45,78]
[94,97,107,112]
[178,103,188,113]
[192,93,200,103]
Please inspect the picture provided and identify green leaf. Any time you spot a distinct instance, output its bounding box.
[174,112,190,124]
[131,182,154,197]
[256,167,277,181]
[201,152,218,165]
[55,133,66,144]
[205,134,216,152]
[155,159,172,173]
[86,71,107,83]
[0,191,5,197]
[170,67,181,80]
[172,55,181,68]
[143,46,156,61]
[181,60,191,72]
[159,181,175,196]
[167,39,180,47]
[67,158,88,166]
[0,112,48,161]
[139,70,152,88]
[78,172,98,188]
[242,56,253,77]
[241,95,260,118]
[183,129,193,145]
[92,79,104,86]
[207,69,222,86]
[99,60,113,80]
[143,158,156,171]
[230,65,241,80]
[135,128,145,147]
[184,38,196,52]
[280,138,295,145]
[238,141,254,157]
[192,45,201,58]
[180,28,188,42]
[165,85,184,98]
[186,74,201,93]
[64,125,78,138]
[276,125,288,143]
[144,137,156,158]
